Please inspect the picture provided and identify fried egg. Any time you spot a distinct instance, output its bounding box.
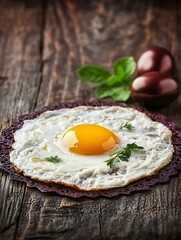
[10,106,173,191]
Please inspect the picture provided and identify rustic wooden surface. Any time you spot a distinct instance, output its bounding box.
[0,0,181,239]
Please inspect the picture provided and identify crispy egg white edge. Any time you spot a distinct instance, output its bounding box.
[10,106,174,191]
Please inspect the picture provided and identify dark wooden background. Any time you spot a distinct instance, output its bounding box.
[0,0,181,239]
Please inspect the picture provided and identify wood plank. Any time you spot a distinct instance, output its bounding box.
[0,0,43,239]
[16,189,102,240]
[35,0,88,108]
[0,171,26,239]
[0,0,44,120]
[15,177,181,239]
[100,179,181,240]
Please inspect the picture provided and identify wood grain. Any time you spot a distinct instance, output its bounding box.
[0,0,43,238]
[0,0,181,239]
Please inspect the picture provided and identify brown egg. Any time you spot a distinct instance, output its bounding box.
[131,72,180,107]
[136,47,175,76]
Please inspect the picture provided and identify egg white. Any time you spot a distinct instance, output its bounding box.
[10,106,174,190]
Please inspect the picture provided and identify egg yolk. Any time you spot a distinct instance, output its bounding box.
[61,124,120,155]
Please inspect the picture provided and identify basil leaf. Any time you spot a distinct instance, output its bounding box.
[115,65,125,78]
[95,83,113,99]
[106,75,121,86]
[113,56,136,78]
[111,86,131,101]
[76,65,111,83]
[96,83,131,101]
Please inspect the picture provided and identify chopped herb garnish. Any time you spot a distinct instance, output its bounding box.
[119,122,134,131]
[45,155,61,163]
[105,143,144,168]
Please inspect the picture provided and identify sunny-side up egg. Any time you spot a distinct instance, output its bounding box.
[10,106,174,191]
[56,124,120,155]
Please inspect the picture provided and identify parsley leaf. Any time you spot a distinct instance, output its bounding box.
[126,143,144,150]
[45,156,62,163]
[105,143,144,168]
[76,56,136,102]
[119,122,134,131]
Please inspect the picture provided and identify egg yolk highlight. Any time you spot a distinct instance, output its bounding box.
[61,124,120,155]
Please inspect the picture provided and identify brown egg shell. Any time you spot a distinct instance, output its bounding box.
[136,46,175,76]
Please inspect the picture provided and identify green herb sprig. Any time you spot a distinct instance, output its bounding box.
[76,56,136,102]
[119,122,134,131]
[45,156,62,163]
[105,143,144,168]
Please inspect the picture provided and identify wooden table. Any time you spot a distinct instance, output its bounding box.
[0,0,181,239]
